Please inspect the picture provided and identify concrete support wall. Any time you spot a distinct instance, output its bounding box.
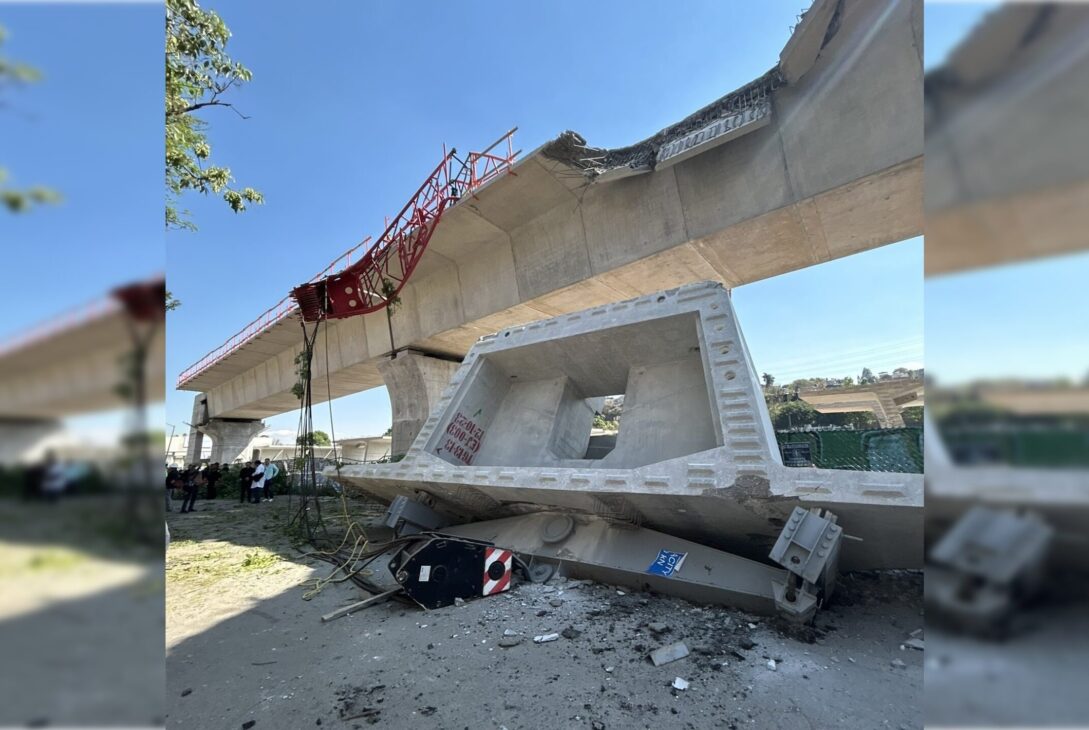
[377,351,460,457]
[184,395,208,465]
[603,355,718,468]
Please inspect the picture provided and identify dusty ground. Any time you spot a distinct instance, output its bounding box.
[166,497,923,729]
[925,600,1089,727]
[0,496,164,727]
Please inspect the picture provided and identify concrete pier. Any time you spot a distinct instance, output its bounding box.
[377,351,461,458]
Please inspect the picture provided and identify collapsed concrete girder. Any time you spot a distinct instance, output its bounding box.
[334,282,923,570]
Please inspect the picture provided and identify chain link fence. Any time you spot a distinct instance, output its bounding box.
[776,427,923,473]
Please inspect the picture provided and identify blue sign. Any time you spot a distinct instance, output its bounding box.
[646,549,688,578]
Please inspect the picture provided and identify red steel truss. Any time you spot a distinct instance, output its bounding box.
[291,128,518,322]
[175,129,518,389]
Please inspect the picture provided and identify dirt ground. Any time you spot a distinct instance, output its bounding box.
[0,496,165,727]
[166,497,923,729]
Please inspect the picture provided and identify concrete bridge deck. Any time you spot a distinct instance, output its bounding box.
[177,0,922,437]
[0,289,165,420]
[0,278,166,462]
[925,4,1089,274]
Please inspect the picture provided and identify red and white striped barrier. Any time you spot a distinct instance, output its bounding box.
[482,547,512,596]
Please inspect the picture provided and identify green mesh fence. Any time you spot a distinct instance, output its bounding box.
[776,427,924,473]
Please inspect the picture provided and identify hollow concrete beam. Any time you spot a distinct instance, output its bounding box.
[335,282,924,571]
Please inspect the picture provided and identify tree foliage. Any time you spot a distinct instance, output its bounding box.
[593,395,623,432]
[1,25,59,213]
[767,398,881,430]
[291,350,310,401]
[768,400,819,430]
[901,405,924,427]
[166,0,262,229]
[297,430,331,446]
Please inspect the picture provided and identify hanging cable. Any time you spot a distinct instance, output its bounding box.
[288,318,329,545]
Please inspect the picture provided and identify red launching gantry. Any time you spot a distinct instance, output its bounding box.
[291,129,519,323]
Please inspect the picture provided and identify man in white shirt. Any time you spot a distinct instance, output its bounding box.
[250,459,266,504]
[262,458,279,502]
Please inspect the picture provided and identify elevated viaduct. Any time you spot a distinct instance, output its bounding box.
[177,0,923,461]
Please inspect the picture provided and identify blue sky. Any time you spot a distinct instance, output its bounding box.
[0,3,164,442]
[0,3,162,335]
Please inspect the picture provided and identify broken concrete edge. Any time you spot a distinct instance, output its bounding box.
[539,67,782,178]
[536,0,850,178]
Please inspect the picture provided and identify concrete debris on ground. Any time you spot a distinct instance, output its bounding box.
[649,642,690,667]
[165,500,924,729]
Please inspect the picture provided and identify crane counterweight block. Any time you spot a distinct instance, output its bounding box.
[292,280,326,323]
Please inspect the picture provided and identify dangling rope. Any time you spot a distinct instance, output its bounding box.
[291,314,393,601]
[288,319,328,544]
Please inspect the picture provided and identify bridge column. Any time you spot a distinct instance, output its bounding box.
[377,351,460,458]
[199,419,265,465]
[0,418,62,464]
[184,395,209,464]
[874,396,906,429]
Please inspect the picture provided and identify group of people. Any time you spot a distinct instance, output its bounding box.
[165,458,281,513]
[165,462,220,513]
[236,458,279,505]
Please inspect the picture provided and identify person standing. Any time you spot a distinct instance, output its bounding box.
[180,467,204,513]
[41,452,67,503]
[239,461,254,504]
[165,465,179,512]
[250,459,266,504]
[205,462,221,500]
[261,458,279,502]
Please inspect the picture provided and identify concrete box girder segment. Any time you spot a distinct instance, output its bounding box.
[334,282,923,570]
[0,304,165,420]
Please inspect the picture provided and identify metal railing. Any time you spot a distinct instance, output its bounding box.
[175,235,373,386]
